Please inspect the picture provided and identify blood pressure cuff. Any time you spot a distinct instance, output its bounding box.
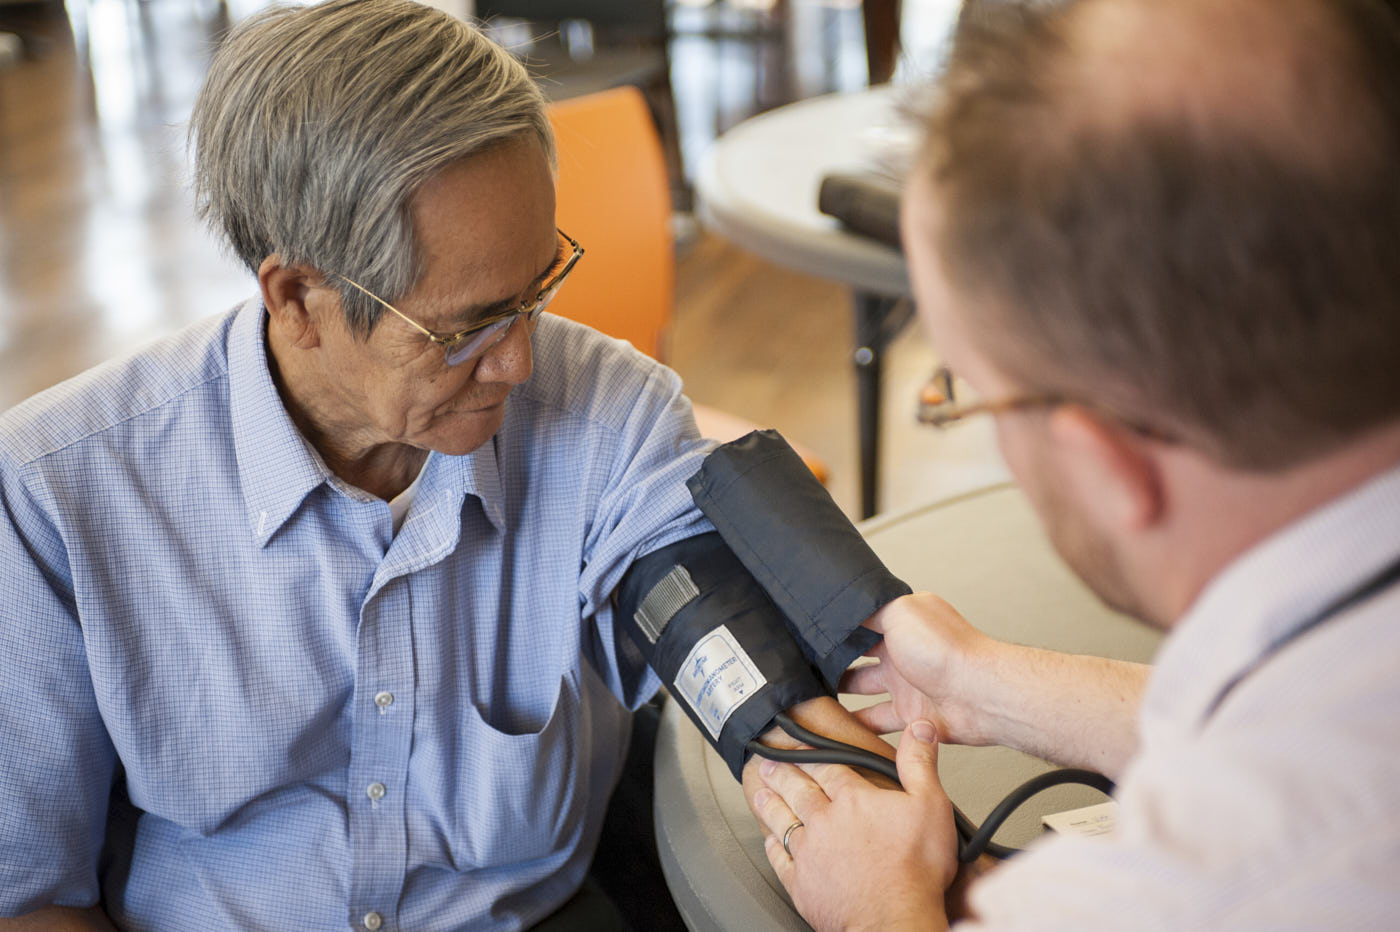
[687,430,912,689]
[618,532,829,779]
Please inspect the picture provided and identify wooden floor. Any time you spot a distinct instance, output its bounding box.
[0,0,1004,518]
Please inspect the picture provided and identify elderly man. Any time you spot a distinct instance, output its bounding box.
[749,0,1400,928]
[0,2,896,929]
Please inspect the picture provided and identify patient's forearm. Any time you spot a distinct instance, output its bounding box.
[770,694,895,759]
[742,695,895,812]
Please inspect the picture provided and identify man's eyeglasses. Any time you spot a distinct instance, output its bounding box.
[337,229,584,367]
[917,364,1174,442]
[917,365,1063,428]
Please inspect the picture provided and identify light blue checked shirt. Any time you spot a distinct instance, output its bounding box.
[0,298,713,930]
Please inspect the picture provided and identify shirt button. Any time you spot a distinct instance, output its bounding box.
[374,690,394,712]
[366,782,387,802]
[363,911,383,931]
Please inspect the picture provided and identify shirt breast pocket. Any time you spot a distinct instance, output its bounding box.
[449,667,586,870]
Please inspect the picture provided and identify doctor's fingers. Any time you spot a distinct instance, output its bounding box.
[838,657,890,695]
[758,758,831,822]
[800,758,884,799]
[852,700,907,736]
[764,833,798,887]
[752,784,802,849]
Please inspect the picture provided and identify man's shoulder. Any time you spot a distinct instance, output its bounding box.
[1216,581,1400,747]
[973,613,1400,927]
[517,313,684,435]
[0,310,238,470]
[1129,589,1400,852]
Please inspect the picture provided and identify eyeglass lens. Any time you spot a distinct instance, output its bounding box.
[446,315,516,366]
[443,301,553,367]
[440,235,575,366]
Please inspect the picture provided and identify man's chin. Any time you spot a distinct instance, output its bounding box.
[426,402,508,456]
[1051,527,1157,628]
[1032,479,1155,627]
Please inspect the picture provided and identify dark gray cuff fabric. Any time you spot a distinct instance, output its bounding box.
[617,532,830,780]
[687,430,911,688]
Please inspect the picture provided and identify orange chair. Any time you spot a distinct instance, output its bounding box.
[547,86,830,483]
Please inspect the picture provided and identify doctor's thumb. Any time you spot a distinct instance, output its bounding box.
[896,720,942,796]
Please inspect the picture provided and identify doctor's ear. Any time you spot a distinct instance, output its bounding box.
[259,256,329,350]
[1048,404,1165,533]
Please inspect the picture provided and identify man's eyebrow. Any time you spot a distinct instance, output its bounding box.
[449,241,565,328]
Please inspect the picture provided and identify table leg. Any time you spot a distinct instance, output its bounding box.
[862,0,902,85]
[852,291,913,519]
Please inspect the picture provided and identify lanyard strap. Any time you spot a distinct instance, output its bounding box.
[1202,548,1400,723]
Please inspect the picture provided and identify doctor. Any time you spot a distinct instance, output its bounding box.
[748,0,1400,927]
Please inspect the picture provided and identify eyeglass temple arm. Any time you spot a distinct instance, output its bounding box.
[334,274,439,341]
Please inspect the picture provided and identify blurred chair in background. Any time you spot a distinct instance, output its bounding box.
[547,85,830,483]
[478,0,688,209]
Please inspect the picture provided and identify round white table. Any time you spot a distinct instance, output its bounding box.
[653,483,1164,931]
[695,87,918,519]
[696,87,911,298]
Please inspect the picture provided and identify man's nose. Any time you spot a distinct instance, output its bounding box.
[473,315,534,385]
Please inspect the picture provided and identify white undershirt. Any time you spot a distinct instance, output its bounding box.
[387,455,431,534]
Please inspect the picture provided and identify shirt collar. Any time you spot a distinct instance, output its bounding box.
[228,299,334,546]
[228,298,508,545]
[426,431,506,533]
[1145,461,1400,729]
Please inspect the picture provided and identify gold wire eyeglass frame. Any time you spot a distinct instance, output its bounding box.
[335,228,584,366]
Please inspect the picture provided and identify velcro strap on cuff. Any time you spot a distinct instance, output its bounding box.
[618,533,829,779]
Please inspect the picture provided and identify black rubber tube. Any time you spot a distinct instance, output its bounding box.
[747,713,1113,862]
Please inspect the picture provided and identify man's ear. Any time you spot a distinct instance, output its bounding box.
[259,256,324,350]
[1048,405,1165,533]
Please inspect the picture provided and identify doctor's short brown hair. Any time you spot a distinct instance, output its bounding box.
[917,0,1400,470]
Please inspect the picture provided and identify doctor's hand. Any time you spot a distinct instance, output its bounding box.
[848,592,1151,778]
[751,720,958,932]
[842,593,1000,748]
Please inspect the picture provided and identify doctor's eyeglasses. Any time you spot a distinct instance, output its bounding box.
[337,229,584,367]
[917,365,1176,443]
[916,366,1062,428]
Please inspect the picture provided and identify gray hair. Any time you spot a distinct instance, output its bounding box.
[190,0,554,334]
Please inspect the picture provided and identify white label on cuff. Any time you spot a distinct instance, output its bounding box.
[674,625,768,740]
[1041,801,1119,838]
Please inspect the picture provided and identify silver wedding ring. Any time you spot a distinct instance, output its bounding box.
[781,819,804,858]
